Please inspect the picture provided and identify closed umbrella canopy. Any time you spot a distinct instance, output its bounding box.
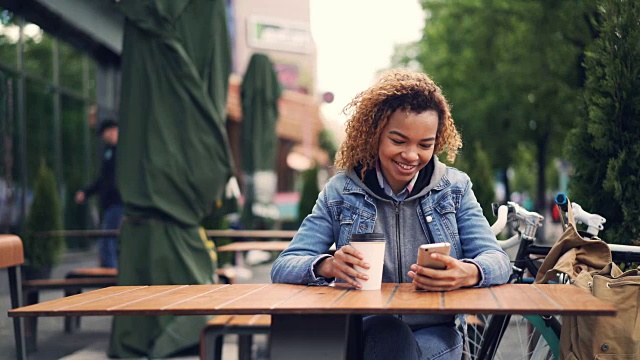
[240,53,282,228]
[109,0,233,357]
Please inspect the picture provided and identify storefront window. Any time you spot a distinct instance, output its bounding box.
[25,78,54,188]
[87,60,96,100]
[0,8,116,234]
[0,70,20,232]
[61,95,93,242]
[59,40,83,91]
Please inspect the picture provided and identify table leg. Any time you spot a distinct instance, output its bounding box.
[270,314,362,360]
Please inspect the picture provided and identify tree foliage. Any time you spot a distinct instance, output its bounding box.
[453,142,495,219]
[318,127,338,164]
[297,165,320,226]
[24,161,65,268]
[413,0,597,213]
[566,0,640,244]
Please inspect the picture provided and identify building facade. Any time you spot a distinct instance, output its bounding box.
[0,0,324,233]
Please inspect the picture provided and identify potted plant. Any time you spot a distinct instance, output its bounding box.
[22,160,65,279]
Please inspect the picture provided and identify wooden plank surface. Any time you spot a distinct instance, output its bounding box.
[8,286,145,316]
[115,285,227,311]
[66,285,192,313]
[217,284,306,313]
[490,284,561,314]
[216,241,290,253]
[533,284,615,315]
[330,283,395,312]
[272,285,351,311]
[444,287,498,313]
[9,283,617,317]
[164,284,270,314]
[228,314,271,326]
[386,283,441,312]
[0,234,24,267]
[205,230,296,239]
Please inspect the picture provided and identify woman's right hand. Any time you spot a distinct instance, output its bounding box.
[316,245,370,289]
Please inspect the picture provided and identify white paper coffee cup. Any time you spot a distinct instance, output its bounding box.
[350,233,386,290]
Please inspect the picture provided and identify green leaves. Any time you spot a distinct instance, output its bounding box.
[568,0,640,244]
[409,0,598,212]
[24,161,65,268]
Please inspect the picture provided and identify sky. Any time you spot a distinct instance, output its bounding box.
[309,0,425,138]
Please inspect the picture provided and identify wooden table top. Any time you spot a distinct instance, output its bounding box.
[8,283,616,318]
[217,241,291,253]
[205,229,296,239]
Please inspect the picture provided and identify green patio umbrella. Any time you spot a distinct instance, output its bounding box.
[240,53,282,229]
[108,0,233,357]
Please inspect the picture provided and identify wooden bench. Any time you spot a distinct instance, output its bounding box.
[200,314,271,360]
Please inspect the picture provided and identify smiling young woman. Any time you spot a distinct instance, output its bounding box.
[378,109,438,194]
[271,68,510,360]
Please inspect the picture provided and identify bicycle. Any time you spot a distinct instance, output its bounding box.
[464,194,640,360]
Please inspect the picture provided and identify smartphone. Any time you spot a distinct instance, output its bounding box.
[417,243,451,270]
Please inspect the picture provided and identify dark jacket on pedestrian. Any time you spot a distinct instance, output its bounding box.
[84,144,122,211]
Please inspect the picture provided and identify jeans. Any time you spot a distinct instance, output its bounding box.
[363,315,463,360]
[99,204,124,268]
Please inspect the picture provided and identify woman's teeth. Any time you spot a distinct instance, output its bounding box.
[395,161,414,170]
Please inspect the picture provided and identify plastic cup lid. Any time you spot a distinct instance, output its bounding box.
[350,233,385,242]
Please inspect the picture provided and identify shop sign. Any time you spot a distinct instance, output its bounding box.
[246,16,312,54]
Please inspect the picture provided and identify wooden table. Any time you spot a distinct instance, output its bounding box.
[217,240,291,253]
[207,230,296,266]
[8,283,615,360]
[205,229,296,240]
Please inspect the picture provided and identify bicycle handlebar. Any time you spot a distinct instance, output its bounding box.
[554,193,606,236]
[554,193,569,212]
[490,204,509,236]
[492,201,544,240]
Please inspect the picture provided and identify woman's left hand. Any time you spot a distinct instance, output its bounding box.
[407,253,480,291]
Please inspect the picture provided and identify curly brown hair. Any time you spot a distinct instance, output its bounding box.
[334,68,462,174]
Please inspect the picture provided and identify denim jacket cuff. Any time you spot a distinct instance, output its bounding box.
[461,259,486,287]
[309,254,334,285]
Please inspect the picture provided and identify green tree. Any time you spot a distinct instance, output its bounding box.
[414,0,597,214]
[318,128,338,164]
[566,0,640,244]
[453,142,495,219]
[23,161,65,268]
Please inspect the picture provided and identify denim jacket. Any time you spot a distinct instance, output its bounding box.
[271,157,511,331]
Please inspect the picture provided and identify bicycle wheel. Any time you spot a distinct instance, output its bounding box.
[465,313,560,360]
